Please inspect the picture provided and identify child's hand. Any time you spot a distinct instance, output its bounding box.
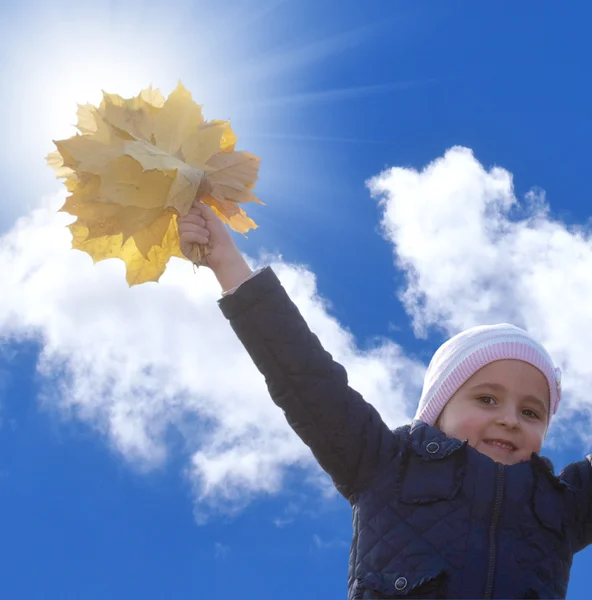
[178,201,240,271]
[178,201,253,293]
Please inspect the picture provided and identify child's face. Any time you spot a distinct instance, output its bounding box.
[436,360,550,465]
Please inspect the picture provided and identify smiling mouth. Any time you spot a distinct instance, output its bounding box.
[483,439,517,452]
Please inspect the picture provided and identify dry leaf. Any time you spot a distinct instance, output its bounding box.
[181,121,227,166]
[47,81,262,286]
[150,82,204,156]
[207,198,257,234]
[68,212,184,286]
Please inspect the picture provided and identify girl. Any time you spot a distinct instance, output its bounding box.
[178,202,590,599]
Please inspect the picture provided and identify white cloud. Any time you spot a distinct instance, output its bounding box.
[311,533,349,552]
[368,146,592,441]
[214,542,230,559]
[273,517,294,528]
[0,192,420,522]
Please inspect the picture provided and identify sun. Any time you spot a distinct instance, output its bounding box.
[7,4,223,165]
[34,27,182,144]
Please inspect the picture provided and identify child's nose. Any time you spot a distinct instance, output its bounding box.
[497,407,520,428]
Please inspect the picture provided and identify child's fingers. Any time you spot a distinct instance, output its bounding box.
[200,203,217,219]
[180,239,206,261]
[189,200,218,222]
[178,212,206,228]
[178,222,210,238]
[180,228,210,247]
[179,223,210,235]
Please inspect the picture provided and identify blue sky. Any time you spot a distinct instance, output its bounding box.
[2,1,592,598]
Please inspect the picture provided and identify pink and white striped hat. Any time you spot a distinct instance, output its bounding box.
[414,323,562,426]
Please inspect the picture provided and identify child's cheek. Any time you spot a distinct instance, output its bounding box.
[455,413,486,442]
[528,429,545,453]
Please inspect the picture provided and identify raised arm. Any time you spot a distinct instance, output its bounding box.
[217,266,398,500]
[177,201,399,500]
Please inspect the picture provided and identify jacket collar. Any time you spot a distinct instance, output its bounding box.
[408,420,467,459]
[409,420,557,475]
[530,452,557,478]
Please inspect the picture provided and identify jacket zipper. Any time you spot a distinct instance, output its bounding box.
[484,463,505,599]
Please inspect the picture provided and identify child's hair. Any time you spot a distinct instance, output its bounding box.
[415,323,561,426]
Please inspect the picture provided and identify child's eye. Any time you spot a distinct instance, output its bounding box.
[522,409,540,419]
[477,396,496,405]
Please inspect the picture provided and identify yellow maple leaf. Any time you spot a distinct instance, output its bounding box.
[207,197,257,234]
[98,86,165,143]
[206,152,262,204]
[208,120,238,153]
[150,82,205,156]
[62,199,165,249]
[181,121,228,166]
[47,81,262,286]
[68,212,184,286]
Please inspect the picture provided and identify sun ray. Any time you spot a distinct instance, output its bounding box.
[246,133,390,145]
[249,79,438,109]
[226,24,378,84]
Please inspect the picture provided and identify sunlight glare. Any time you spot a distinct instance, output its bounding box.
[5,6,222,161]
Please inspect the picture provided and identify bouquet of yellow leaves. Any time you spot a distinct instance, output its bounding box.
[47,82,262,286]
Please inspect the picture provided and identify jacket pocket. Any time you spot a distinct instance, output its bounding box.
[353,559,447,599]
[398,442,466,504]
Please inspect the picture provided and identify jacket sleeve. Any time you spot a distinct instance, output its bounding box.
[218,266,399,501]
[559,456,592,552]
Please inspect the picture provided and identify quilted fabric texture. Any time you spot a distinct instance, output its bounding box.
[218,267,592,599]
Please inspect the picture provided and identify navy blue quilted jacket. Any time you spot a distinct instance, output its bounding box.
[218,267,592,599]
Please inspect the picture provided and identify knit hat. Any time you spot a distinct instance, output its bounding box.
[414,323,562,426]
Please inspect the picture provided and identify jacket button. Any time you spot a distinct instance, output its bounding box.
[426,442,440,453]
[394,576,408,590]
